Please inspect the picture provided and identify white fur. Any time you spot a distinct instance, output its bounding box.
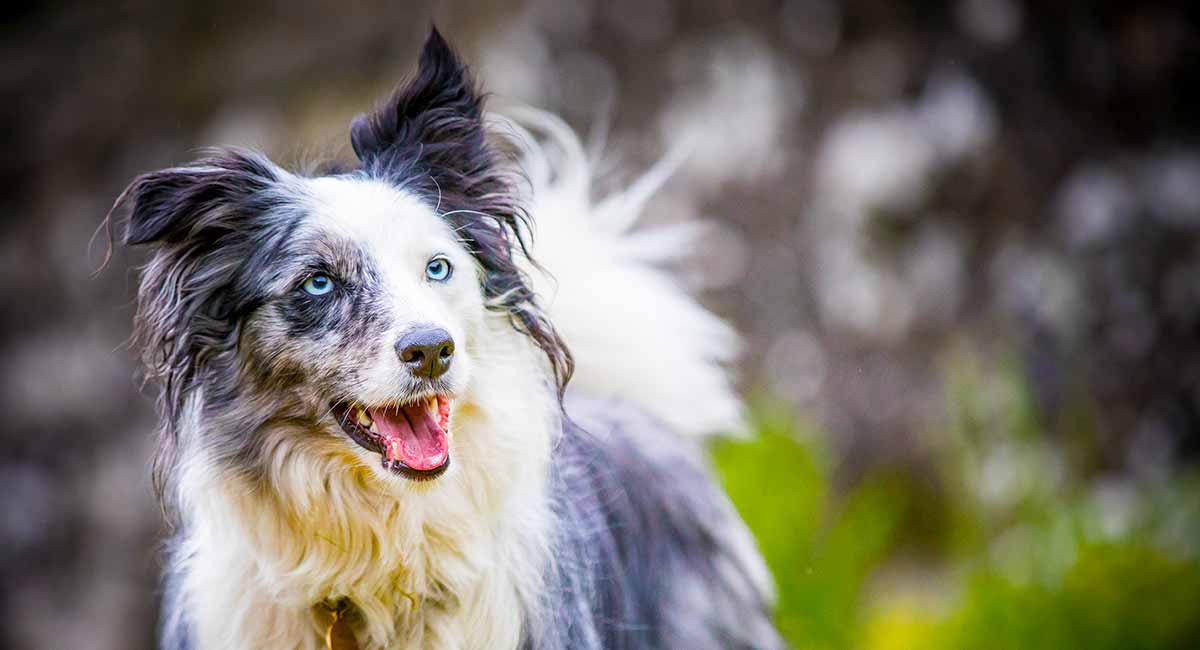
[502,110,745,437]
[301,176,480,410]
[172,112,743,648]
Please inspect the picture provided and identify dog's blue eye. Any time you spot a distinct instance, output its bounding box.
[301,274,334,296]
[426,257,452,282]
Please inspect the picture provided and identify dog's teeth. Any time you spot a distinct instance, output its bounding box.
[427,397,437,414]
[368,420,379,433]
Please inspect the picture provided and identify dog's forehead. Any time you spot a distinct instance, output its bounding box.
[300,176,452,255]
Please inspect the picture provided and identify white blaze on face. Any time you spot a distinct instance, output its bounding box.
[300,176,480,403]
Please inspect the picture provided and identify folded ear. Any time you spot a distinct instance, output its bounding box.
[350,27,488,175]
[117,151,278,246]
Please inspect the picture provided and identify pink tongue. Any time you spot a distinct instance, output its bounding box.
[368,404,448,471]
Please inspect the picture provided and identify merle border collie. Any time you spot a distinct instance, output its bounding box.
[112,28,780,650]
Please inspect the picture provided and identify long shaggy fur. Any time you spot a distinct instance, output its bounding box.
[116,28,779,650]
[504,111,744,437]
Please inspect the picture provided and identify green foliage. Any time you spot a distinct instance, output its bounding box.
[935,544,1200,650]
[712,404,906,649]
[713,369,1200,650]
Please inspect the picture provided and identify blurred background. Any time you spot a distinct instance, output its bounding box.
[3,1,1199,647]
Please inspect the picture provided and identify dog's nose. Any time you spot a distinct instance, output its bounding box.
[395,326,454,379]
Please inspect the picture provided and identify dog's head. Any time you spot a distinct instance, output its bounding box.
[115,29,571,499]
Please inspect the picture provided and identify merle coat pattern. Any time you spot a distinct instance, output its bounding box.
[116,28,781,650]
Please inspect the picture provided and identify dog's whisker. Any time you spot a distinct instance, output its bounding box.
[429,174,443,214]
[317,402,340,424]
[440,208,502,223]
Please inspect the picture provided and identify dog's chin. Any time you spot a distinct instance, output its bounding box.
[330,395,453,482]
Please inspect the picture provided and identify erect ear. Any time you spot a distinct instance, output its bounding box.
[116,150,278,246]
[350,29,576,394]
[350,27,488,173]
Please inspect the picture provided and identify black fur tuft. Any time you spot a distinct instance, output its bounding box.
[120,153,279,246]
[349,27,482,167]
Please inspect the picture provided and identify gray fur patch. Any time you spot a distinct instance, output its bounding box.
[522,397,783,650]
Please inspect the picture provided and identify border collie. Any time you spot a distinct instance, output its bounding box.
[114,28,780,649]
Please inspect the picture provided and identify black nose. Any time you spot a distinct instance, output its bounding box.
[395,326,454,379]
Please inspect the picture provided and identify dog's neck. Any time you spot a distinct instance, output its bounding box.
[172,322,558,648]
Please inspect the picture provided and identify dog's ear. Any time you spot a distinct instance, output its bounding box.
[350,27,487,174]
[351,28,576,397]
[117,151,278,246]
[112,151,285,514]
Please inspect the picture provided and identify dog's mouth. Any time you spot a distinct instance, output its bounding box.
[330,396,452,481]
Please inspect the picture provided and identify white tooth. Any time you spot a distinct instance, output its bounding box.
[427,397,437,414]
[368,421,379,433]
[355,408,372,428]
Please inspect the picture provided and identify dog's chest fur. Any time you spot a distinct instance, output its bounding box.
[170,339,556,649]
[184,488,542,649]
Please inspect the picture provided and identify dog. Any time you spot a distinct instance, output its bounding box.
[114,27,781,649]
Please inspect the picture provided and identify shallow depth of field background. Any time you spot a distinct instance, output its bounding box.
[3,1,1199,648]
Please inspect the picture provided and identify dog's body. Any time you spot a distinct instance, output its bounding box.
[121,30,779,649]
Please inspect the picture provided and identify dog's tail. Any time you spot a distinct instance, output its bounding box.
[503,110,743,437]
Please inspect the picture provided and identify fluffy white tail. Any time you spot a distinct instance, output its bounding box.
[501,110,744,437]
